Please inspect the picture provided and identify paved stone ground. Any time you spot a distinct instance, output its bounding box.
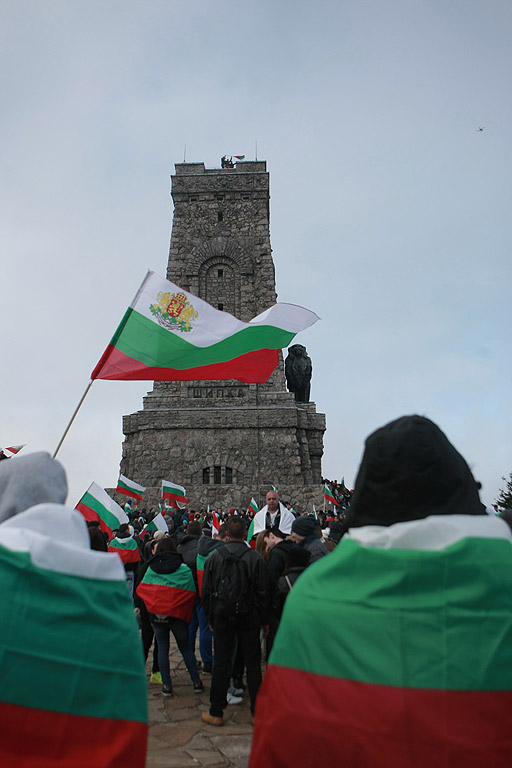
[145,644,254,768]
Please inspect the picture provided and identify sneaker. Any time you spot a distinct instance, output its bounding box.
[150,671,162,684]
[162,687,173,697]
[194,681,204,693]
[228,684,244,697]
[201,711,224,727]
[227,692,243,705]
[202,663,213,674]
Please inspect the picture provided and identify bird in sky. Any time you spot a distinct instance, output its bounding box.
[477,127,485,132]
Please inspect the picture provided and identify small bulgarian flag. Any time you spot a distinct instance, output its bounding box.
[136,563,196,621]
[324,483,338,506]
[248,497,258,515]
[272,486,278,493]
[143,513,168,535]
[247,517,255,542]
[75,482,129,537]
[250,515,512,767]
[90,271,319,384]
[161,480,189,505]
[234,155,245,160]
[212,511,221,533]
[3,445,25,455]
[116,474,146,501]
[313,504,318,519]
[108,535,141,564]
[0,505,147,765]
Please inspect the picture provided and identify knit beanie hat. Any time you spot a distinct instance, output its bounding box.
[291,515,317,537]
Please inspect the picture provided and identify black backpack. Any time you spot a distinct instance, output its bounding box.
[214,546,253,619]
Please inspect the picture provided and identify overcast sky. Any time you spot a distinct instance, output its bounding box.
[2,0,511,509]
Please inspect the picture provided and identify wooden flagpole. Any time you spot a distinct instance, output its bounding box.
[53,380,94,458]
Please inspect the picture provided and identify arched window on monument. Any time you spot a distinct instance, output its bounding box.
[202,468,210,484]
[225,467,233,484]
[214,466,222,485]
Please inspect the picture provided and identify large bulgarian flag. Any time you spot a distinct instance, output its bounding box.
[161,479,188,505]
[75,482,129,536]
[0,504,147,766]
[136,563,196,621]
[115,474,146,501]
[90,271,319,384]
[250,515,512,768]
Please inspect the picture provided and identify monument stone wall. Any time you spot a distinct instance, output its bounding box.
[120,160,326,512]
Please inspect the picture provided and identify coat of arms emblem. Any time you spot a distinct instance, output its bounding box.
[150,291,198,332]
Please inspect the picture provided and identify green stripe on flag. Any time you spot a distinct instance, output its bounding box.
[142,563,195,592]
[112,309,296,370]
[272,535,512,691]
[80,490,123,531]
[0,545,147,721]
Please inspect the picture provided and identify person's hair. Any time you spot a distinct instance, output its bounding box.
[269,526,286,540]
[88,526,108,552]
[255,530,269,558]
[217,522,229,540]
[156,536,178,554]
[227,516,246,541]
[187,521,202,536]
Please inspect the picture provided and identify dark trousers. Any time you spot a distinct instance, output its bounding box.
[189,597,213,665]
[152,618,201,690]
[210,614,261,717]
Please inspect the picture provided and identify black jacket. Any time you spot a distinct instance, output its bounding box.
[201,541,268,625]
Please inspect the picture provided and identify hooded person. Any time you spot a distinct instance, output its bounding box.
[252,489,295,536]
[290,515,328,563]
[250,415,512,768]
[0,452,148,767]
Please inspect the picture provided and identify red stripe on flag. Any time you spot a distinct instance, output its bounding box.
[91,345,279,383]
[197,570,204,596]
[115,486,143,501]
[136,582,195,622]
[75,501,113,537]
[0,699,147,768]
[250,665,512,768]
[108,545,140,564]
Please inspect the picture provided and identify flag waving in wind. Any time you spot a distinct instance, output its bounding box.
[324,483,338,506]
[116,474,146,501]
[76,482,129,537]
[91,271,319,384]
[161,480,189,506]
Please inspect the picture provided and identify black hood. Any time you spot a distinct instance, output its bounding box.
[348,415,486,528]
[148,550,183,574]
[197,536,223,557]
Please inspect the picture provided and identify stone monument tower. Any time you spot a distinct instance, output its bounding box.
[120,160,325,511]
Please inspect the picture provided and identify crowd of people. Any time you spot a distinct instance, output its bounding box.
[90,487,341,725]
[2,414,512,767]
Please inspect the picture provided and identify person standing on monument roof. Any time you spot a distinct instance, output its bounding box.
[252,490,295,536]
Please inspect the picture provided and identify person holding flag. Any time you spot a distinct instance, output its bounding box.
[108,523,142,597]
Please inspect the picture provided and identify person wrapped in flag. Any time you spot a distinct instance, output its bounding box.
[250,415,512,768]
[108,522,142,597]
[136,536,204,696]
[0,452,147,766]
